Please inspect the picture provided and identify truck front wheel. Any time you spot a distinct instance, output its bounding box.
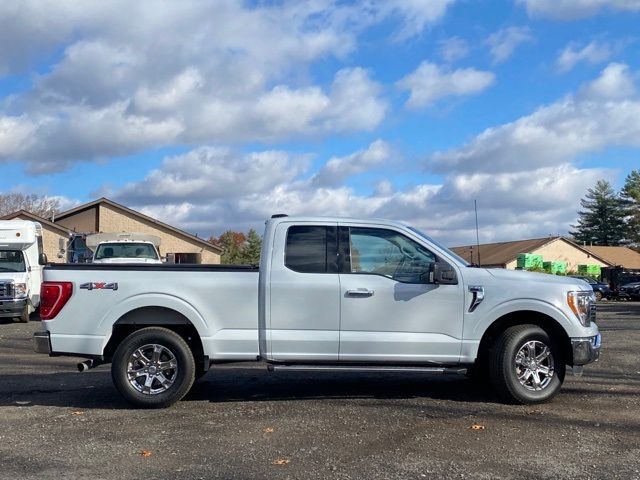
[111,327,196,408]
[489,325,565,404]
[19,305,30,323]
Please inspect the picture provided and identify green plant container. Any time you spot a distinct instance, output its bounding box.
[543,261,567,275]
[517,253,543,270]
[587,264,601,277]
[578,264,601,278]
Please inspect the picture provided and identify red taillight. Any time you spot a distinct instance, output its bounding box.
[40,282,73,320]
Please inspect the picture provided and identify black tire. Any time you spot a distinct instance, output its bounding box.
[489,324,565,404]
[19,305,30,323]
[111,327,196,408]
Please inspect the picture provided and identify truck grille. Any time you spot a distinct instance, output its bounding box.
[0,281,14,300]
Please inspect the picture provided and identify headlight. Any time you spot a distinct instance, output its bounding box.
[14,283,28,298]
[567,291,594,327]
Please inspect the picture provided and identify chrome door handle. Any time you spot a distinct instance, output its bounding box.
[346,288,374,297]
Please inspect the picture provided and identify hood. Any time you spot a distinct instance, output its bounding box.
[92,258,162,264]
[0,271,28,283]
[487,268,591,289]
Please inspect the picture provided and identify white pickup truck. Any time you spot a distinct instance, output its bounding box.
[33,215,601,408]
[86,233,163,264]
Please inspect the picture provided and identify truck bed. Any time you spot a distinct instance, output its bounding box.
[42,264,260,360]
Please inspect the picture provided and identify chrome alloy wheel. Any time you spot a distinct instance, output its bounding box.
[127,344,178,395]
[514,340,554,391]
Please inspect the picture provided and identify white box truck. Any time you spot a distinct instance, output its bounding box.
[0,220,47,322]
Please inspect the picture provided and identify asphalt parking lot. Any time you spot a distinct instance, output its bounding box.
[1,303,639,480]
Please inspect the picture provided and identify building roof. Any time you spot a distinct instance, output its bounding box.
[584,246,640,269]
[451,236,612,267]
[451,237,555,266]
[0,209,73,236]
[55,197,222,253]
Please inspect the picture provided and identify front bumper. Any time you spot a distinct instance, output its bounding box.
[571,333,601,365]
[33,331,52,355]
[0,298,27,318]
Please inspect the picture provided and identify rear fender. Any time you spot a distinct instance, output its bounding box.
[97,293,210,351]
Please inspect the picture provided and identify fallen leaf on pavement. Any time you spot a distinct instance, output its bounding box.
[71,411,84,416]
[263,427,274,433]
[272,458,290,465]
[469,424,485,430]
[139,450,153,457]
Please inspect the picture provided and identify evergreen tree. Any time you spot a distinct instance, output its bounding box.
[243,229,262,265]
[620,169,640,247]
[570,180,627,246]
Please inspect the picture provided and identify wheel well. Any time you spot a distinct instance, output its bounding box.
[476,311,573,366]
[103,307,205,368]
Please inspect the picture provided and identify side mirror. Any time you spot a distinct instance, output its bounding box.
[432,261,458,285]
[38,253,48,265]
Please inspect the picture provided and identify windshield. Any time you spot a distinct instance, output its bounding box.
[0,250,26,272]
[406,226,470,266]
[94,242,159,260]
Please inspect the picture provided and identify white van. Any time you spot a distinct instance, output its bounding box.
[0,220,47,322]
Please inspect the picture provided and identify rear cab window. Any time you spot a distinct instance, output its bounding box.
[285,225,337,273]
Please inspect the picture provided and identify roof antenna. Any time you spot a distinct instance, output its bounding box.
[475,200,481,266]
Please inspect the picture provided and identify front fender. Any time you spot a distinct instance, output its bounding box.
[470,298,578,340]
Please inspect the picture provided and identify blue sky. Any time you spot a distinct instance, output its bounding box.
[0,0,639,245]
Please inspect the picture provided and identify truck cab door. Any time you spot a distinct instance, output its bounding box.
[264,222,340,362]
[338,225,464,364]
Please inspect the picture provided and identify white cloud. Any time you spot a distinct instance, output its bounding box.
[578,62,636,99]
[430,63,640,174]
[0,0,455,172]
[485,26,533,63]
[1,67,387,173]
[397,62,495,109]
[382,0,456,41]
[556,41,613,72]
[108,142,612,246]
[112,146,310,205]
[517,0,640,20]
[311,139,392,187]
[438,37,470,62]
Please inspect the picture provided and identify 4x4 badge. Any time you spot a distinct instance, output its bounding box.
[80,282,118,291]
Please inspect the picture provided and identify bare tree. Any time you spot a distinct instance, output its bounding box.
[0,193,61,219]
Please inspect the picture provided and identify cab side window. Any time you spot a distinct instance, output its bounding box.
[285,226,337,273]
[348,227,435,283]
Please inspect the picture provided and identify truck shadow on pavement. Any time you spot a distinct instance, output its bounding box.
[0,368,499,410]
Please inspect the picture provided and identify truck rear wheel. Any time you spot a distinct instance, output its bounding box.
[111,327,196,408]
[489,325,565,404]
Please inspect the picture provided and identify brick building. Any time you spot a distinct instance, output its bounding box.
[2,198,221,264]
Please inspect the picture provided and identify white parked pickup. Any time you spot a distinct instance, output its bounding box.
[33,215,601,408]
